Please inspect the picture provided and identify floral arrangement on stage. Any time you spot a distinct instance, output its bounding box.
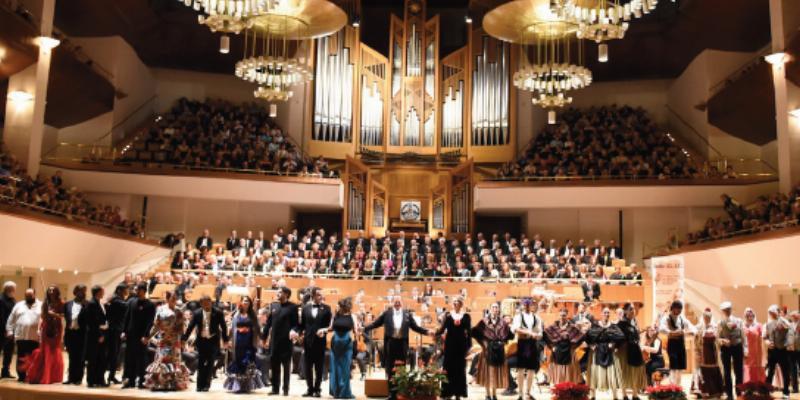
[646,384,688,400]
[392,365,448,400]
[736,381,775,400]
[551,382,590,400]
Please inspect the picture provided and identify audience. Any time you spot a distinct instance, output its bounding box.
[683,185,800,245]
[166,228,641,285]
[497,105,735,180]
[119,98,334,177]
[0,144,141,236]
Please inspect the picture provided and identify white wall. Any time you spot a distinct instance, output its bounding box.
[145,196,294,240]
[153,67,258,112]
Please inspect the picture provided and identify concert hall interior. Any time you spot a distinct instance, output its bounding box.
[0,0,799,399]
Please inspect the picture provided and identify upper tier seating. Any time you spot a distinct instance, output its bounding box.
[680,185,800,246]
[0,143,142,236]
[118,98,335,177]
[496,105,737,181]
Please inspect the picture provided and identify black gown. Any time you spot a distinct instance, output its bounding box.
[436,312,472,398]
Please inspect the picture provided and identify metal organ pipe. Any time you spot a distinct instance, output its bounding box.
[471,37,509,146]
[313,30,353,142]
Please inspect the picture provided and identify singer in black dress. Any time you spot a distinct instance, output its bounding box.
[435,297,472,400]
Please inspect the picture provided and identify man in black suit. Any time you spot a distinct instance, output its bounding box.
[364,296,433,400]
[581,275,602,302]
[607,239,622,260]
[0,282,16,379]
[64,284,88,385]
[122,283,156,389]
[182,295,229,392]
[226,230,239,251]
[86,285,109,387]
[196,228,213,250]
[262,286,300,396]
[106,283,128,384]
[297,287,332,397]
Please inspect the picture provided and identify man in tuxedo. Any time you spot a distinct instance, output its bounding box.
[106,283,128,384]
[196,229,213,250]
[0,282,16,379]
[85,285,109,387]
[607,239,622,260]
[262,287,300,396]
[64,284,88,385]
[297,288,332,397]
[183,295,229,392]
[364,296,433,400]
[122,283,156,389]
[581,275,602,301]
[226,230,239,251]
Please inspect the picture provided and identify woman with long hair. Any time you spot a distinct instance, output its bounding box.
[326,297,359,399]
[641,325,665,386]
[435,296,472,400]
[225,295,265,393]
[472,302,513,400]
[144,291,190,391]
[24,286,64,384]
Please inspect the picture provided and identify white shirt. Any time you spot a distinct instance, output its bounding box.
[392,309,403,331]
[202,310,212,338]
[70,302,82,330]
[511,312,543,338]
[311,304,319,319]
[6,300,43,341]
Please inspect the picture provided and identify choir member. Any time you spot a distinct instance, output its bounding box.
[717,301,746,399]
[585,307,623,400]
[694,308,724,398]
[659,300,695,386]
[435,296,472,400]
[511,298,543,400]
[545,308,586,385]
[616,303,647,399]
[472,302,513,400]
[262,286,300,396]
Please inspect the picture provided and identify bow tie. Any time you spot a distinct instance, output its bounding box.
[312,304,322,308]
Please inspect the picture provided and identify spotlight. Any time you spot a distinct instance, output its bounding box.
[465,14,473,24]
[352,16,360,28]
[33,36,60,53]
[764,52,790,68]
[7,90,33,103]
[789,108,800,118]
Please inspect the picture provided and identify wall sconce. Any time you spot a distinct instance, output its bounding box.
[7,90,34,103]
[33,36,60,54]
[764,52,790,69]
[789,108,800,118]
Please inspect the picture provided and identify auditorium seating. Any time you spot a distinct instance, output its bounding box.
[495,105,735,181]
[682,184,800,246]
[0,144,142,236]
[116,98,336,178]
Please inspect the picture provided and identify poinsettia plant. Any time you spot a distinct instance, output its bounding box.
[551,382,590,400]
[646,385,688,400]
[391,365,448,399]
[736,381,774,400]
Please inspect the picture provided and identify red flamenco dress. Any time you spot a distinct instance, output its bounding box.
[25,303,65,384]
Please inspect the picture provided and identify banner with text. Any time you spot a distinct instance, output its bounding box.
[651,255,685,321]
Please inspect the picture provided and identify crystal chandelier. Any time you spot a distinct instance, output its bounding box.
[554,0,661,62]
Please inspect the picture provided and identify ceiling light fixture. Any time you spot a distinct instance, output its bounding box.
[219,34,231,54]
[465,14,473,24]
[598,43,608,62]
[764,52,790,66]
[352,16,361,28]
[34,36,60,53]
[7,90,33,102]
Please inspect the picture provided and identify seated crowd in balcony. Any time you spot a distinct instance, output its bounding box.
[496,105,736,180]
[119,98,334,177]
[166,228,642,284]
[0,144,141,235]
[681,185,800,246]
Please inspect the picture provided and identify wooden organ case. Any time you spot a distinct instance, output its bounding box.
[308,0,514,238]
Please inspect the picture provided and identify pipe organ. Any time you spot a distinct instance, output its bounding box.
[432,199,444,230]
[471,36,510,147]
[313,27,357,143]
[359,46,389,148]
[441,48,468,149]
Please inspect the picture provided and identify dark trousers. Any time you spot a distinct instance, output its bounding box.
[15,340,38,381]
[106,330,122,379]
[0,335,14,375]
[270,354,292,393]
[65,330,86,384]
[123,338,148,385]
[303,346,325,393]
[791,350,800,393]
[720,344,744,398]
[85,335,107,385]
[196,338,218,391]
[384,338,408,400]
[767,348,791,395]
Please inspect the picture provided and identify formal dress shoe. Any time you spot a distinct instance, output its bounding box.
[137,383,146,389]
[1,372,14,379]
[313,391,322,398]
[270,390,280,395]
[283,389,290,396]
[97,383,110,388]
[108,377,121,384]
[121,383,134,389]
[63,380,73,385]
[303,391,315,397]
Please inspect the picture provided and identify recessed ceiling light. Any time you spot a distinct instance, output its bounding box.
[33,36,60,52]
[764,52,790,66]
[7,90,33,102]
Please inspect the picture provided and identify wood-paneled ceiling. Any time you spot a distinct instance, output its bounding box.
[53,0,771,82]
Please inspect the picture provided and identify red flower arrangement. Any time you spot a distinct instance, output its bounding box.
[646,385,688,400]
[551,382,590,400]
[736,381,774,400]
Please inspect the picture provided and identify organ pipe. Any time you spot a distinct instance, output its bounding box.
[471,37,509,146]
[442,80,463,148]
[313,30,354,142]
[360,77,383,146]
